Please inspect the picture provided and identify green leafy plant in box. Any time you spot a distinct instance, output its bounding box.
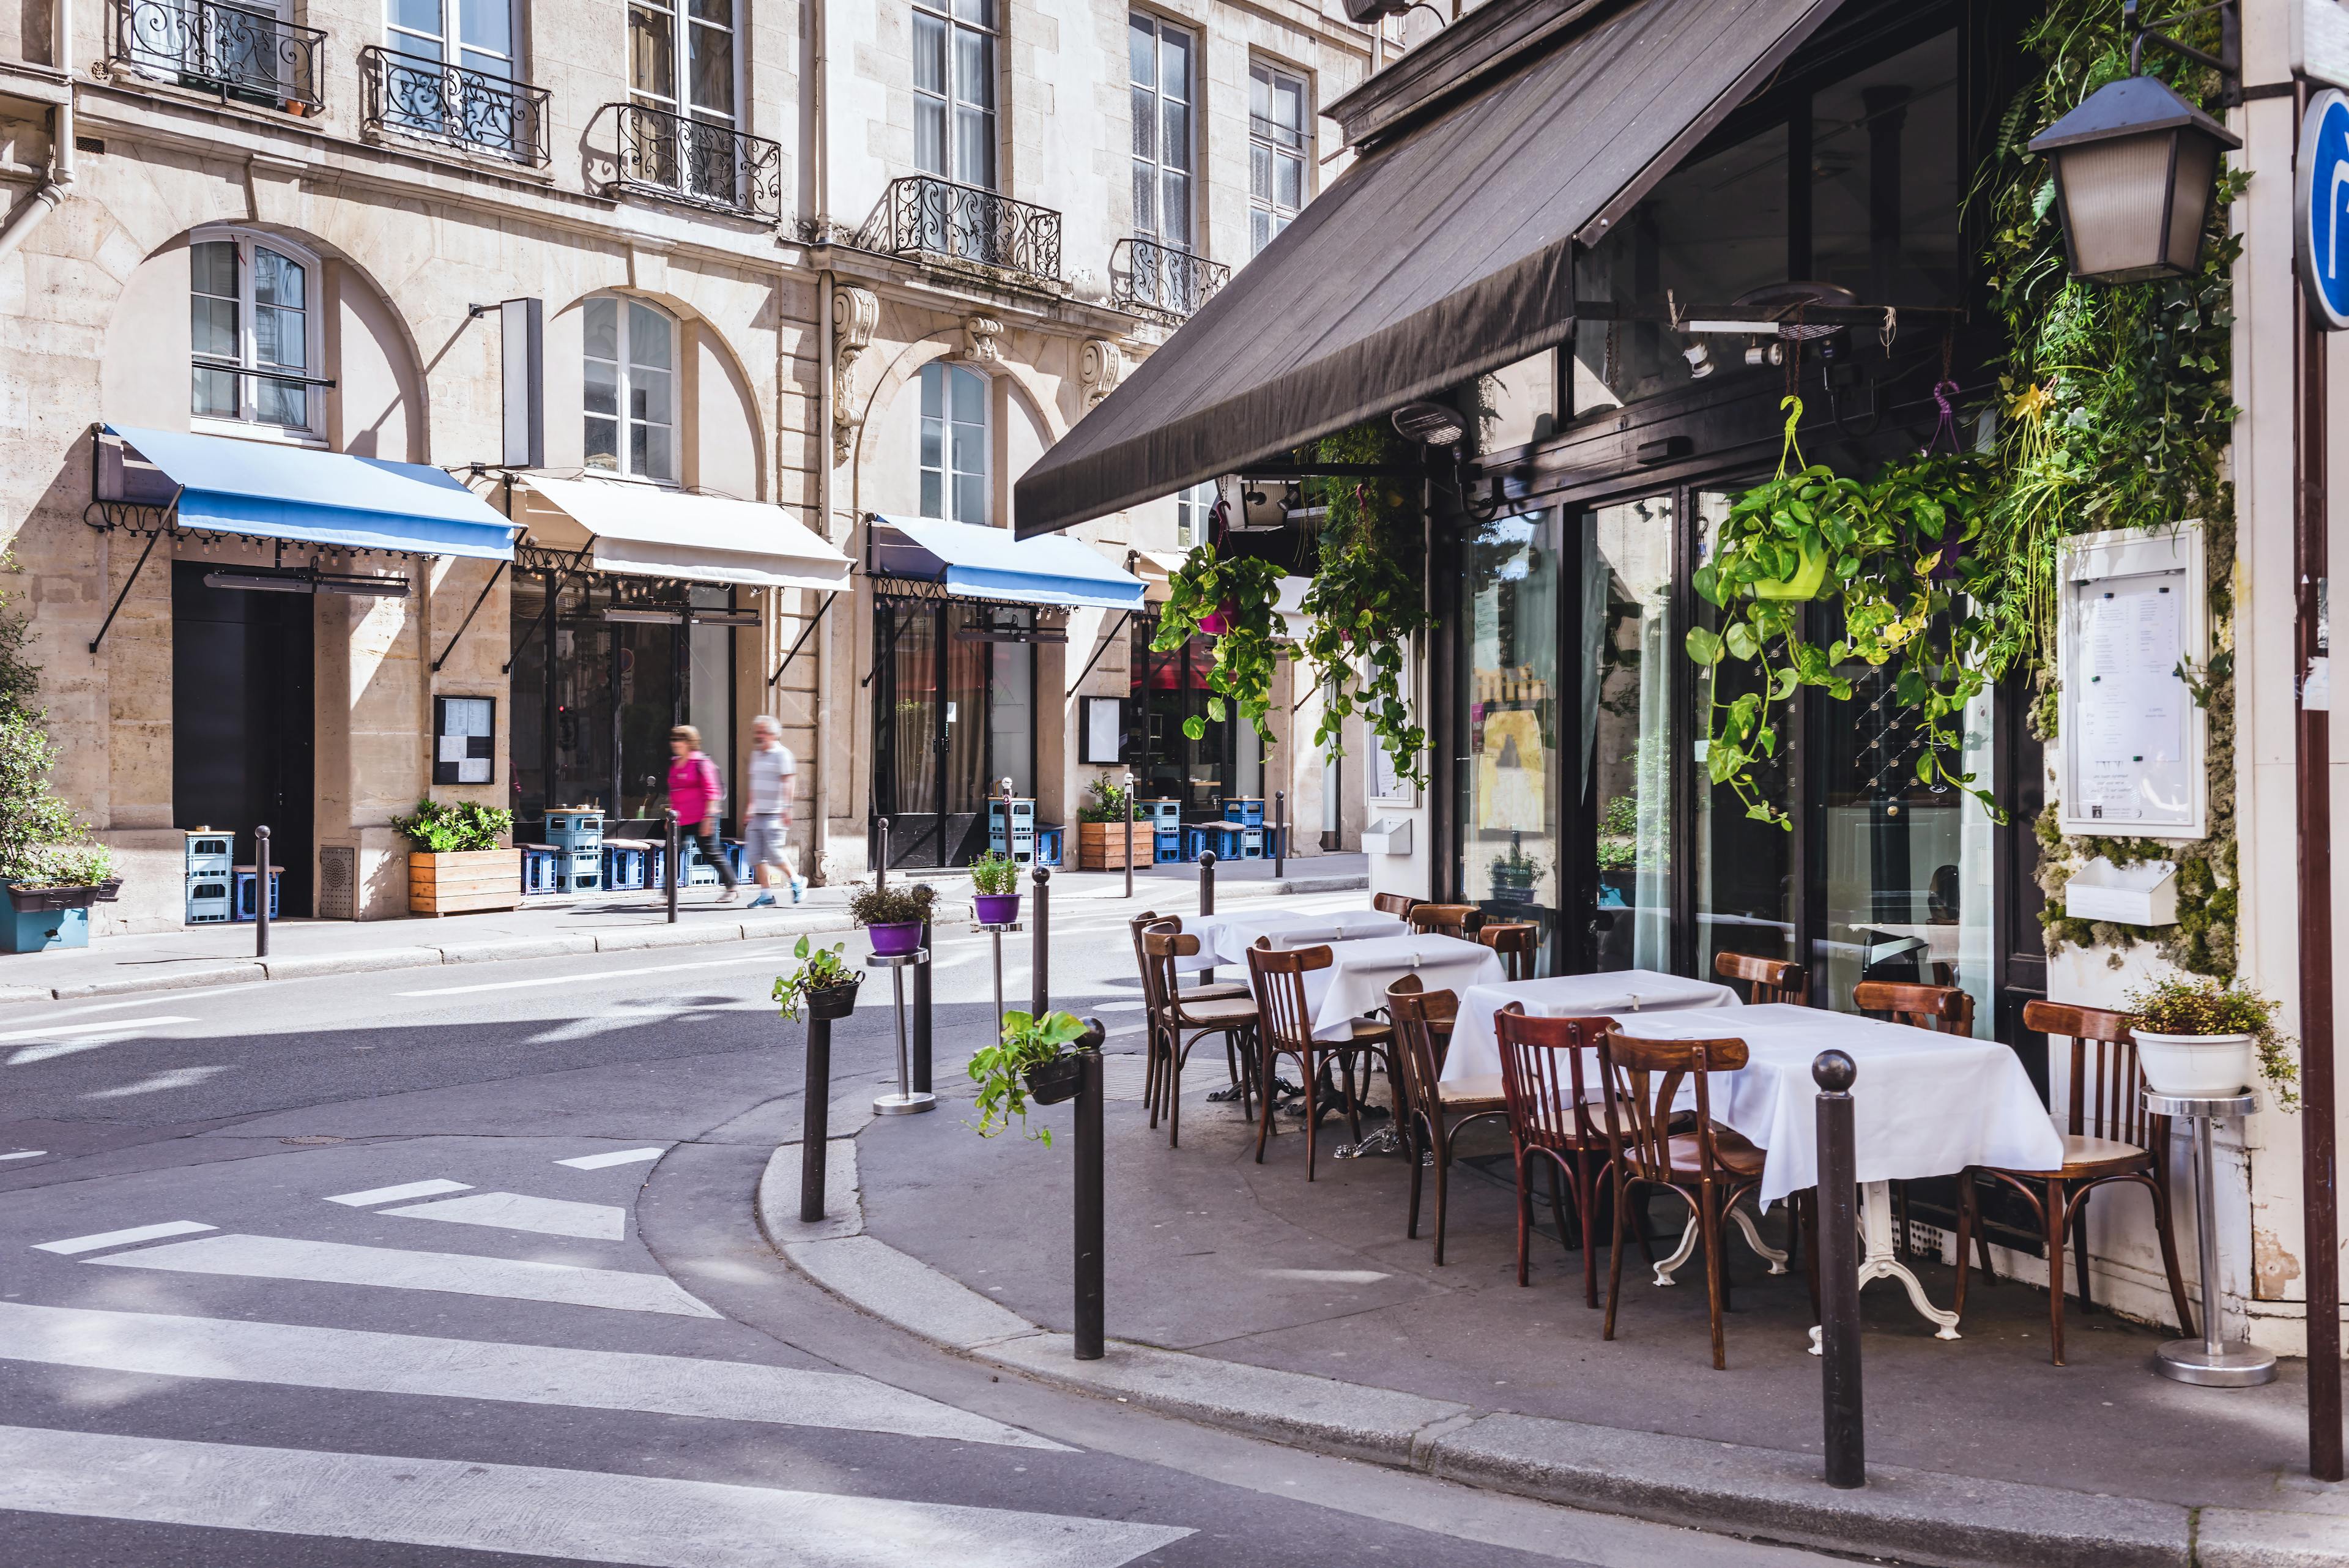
[392,798,513,853]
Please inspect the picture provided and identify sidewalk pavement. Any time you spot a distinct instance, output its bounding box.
[764,1045,2348,1568]
[0,853,1368,1006]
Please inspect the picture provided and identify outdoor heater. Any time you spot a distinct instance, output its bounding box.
[2030,65,2238,284]
[202,566,409,598]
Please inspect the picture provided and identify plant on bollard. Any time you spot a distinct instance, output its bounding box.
[968,1008,1089,1145]
[2127,975,2296,1109]
[850,881,935,957]
[969,850,1021,924]
[773,934,863,1021]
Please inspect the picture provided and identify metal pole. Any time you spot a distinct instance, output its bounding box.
[912,914,932,1094]
[1123,771,1135,902]
[1814,1050,1864,1488]
[1074,1019,1107,1361]
[1274,790,1285,877]
[990,926,1005,1035]
[665,810,679,924]
[800,1014,831,1223]
[1031,864,1050,1016]
[1198,849,1217,986]
[876,817,889,892]
[2196,1113,2227,1362]
[253,825,272,959]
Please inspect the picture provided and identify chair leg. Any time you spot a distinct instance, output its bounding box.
[1545,1158,1572,1252]
[1253,1042,1277,1164]
[1577,1154,1601,1309]
[1167,1031,1186,1148]
[1951,1173,1976,1319]
[2044,1177,2068,1367]
[1340,1051,1364,1146]
[2146,1173,2200,1341]
[2070,1197,2094,1315]
[1304,1052,1320,1182]
[1603,1180,1631,1343]
[1800,1189,1820,1317]
[1433,1140,1452,1265]
[1406,1117,1425,1240]
[1699,1189,1729,1370]
[1514,1147,1533,1286]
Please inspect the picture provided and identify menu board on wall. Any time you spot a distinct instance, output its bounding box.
[2057,527,2206,840]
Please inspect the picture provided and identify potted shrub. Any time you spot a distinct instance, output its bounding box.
[2127,975,2299,1106]
[396,799,520,916]
[1488,833,1543,902]
[850,882,935,957]
[970,850,1022,925]
[773,934,863,1021]
[968,1008,1099,1144]
[1075,776,1141,871]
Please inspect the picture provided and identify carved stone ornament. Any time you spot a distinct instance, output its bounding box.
[1078,339,1126,409]
[963,314,1004,363]
[830,284,879,466]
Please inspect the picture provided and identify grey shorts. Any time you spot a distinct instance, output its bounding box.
[745,814,791,871]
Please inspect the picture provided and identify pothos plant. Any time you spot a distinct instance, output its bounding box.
[1684,397,2002,828]
[968,1008,1090,1145]
[771,934,860,1021]
[1153,544,1286,748]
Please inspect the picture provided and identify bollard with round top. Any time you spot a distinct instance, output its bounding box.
[1812,1048,1865,1489]
[1030,863,1051,1016]
[1074,1014,1107,1359]
[1198,849,1218,985]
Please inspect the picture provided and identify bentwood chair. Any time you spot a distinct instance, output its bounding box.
[1386,978,1506,1264]
[1713,951,1808,1006]
[1852,979,1974,1036]
[1478,922,1540,981]
[1954,1000,2197,1365]
[1138,931,1259,1148]
[1494,1006,1620,1305]
[1134,915,1240,1124]
[1597,1030,1778,1370]
[1245,942,1393,1180]
[1408,903,1480,940]
[1371,892,1420,921]
[1129,910,1249,1005]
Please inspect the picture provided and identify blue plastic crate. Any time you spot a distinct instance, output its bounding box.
[1154,837,1181,863]
[1143,799,1182,829]
[521,845,562,895]
[1033,825,1064,868]
[184,831,234,876]
[544,809,603,849]
[1222,798,1266,827]
[1238,827,1266,860]
[558,849,601,894]
[721,839,749,881]
[185,875,232,924]
[231,867,281,921]
[601,842,648,891]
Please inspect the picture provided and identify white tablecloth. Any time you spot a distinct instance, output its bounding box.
[1177,908,1408,971]
[1442,969,1741,1083]
[1603,1004,2063,1205]
[1290,933,1505,1041]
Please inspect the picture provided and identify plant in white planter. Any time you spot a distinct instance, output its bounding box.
[2126,975,2298,1109]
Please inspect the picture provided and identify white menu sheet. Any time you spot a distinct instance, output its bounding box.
[2066,570,2192,830]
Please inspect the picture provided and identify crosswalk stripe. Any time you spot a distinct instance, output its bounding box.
[325,1179,472,1206]
[86,1233,721,1317]
[383,1191,626,1240]
[33,1221,214,1255]
[0,1014,198,1044]
[0,1425,1188,1567]
[0,1304,1065,1450]
[557,1146,667,1170]
[0,1150,46,1161]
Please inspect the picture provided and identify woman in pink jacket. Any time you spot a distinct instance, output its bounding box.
[667,725,740,902]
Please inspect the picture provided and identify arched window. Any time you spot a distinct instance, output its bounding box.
[583,295,676,483]
[918,360,988,523]
[190,230,321,436]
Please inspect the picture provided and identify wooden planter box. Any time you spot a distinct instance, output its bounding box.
[409,848,523,916]
[1077,821,1146,871]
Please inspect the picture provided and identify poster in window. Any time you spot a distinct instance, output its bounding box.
[434,695,496,787]
[2056,526,2206,839]
[1081,696,1124,765]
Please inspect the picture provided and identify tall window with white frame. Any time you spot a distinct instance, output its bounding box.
[629,0,739,201]
[1174,480,1215,548]
[913,0,996,190]
[1249,62,1308,257]
[190,232,318,436]
[382,0,521,154]
[583,295,677,485]
[919,360,989,525]
[1130,12,1197,313]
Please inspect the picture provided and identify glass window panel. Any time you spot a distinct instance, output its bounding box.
[954,0,992,27]
[254,377,305,428]
[919,360,943,418]
[1249,143,1271,202]
[584,356,618,416]
[585,415,619,470]
[689,23,733,114]
[1250,65,1269,122]
[396,33,445,62]
[951,421,983,478]
[1160,28,1189,100]
[688,0,728,20]
[954,472,985,526]
[1275,151,1303,210]
[1463,509,1564,963]
[1272,75,1303,132]
[920,415,943,470]
[949,364,984,422]
[628,302,672,369]
[913,12,946,94]
[191,239,238,298]
[1132,163,1156,236]
[637,423,676,482]
[253,305,304,369]
[1586,495,1674,973]
[459,0,510,54]
[921,469,943,518]
[193,365,240,420]
[1129,14,1152,84]
[956,108,994,188]
[629,3,676,100]
[254,248,303,308]
[1809,30,1962,308]
[584,296,617,361]
[915,100,947,177]
[1251,208,1271,256]
[1162,171,1190,245]
[630,365,672,425]
[392,0,444,37]
[191,295,238,359]
[954,28,993,110]
[1162,102,1189,171]
[1130,82,1154,160]
[1693,489,1794,979]
[1480,349,1556,450]
[461,44,510,79]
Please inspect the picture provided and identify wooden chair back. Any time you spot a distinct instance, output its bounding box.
[1597,1031,1750,1187]
[1713,950,1807,1006]
[1130,910,1174,1006]
[1140,929,1208,1023]
[1246,940,1332,1057]
[1494,1006,1608,1153]
[1478,922,1539,981]
[1372,892,1420,920]
[1409,902,1480,939]
[1386,979,1460,1147]
[1853,980,1974,1036]
[2025,998,2159,1146]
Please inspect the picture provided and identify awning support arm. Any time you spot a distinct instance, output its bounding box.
[503,565,563,675]
[1070,610,1130,692]
[863,595,924,688]
[767,591,839,686]
[87,528,164,655]
[431,559,508,673]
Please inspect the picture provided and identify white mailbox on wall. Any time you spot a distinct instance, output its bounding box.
[2055,524,2208,841]
[1362,816,1414,856]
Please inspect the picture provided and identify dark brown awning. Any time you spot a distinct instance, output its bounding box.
[1015,0,1842,537]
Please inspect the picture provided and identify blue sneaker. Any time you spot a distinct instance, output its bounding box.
[747,891,776,909]
[790,879,805,904]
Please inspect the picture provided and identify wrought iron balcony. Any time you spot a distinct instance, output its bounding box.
[857,176,1062,286]
[1110,237,1230,322]
[361,46,549,166]
[610,102,783,223]
[110,0,326,116]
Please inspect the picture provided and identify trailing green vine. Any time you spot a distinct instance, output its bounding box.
[1152,545,1285,747]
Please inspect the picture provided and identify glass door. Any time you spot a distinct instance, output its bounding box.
[1581,494,1675,973]
[1461,510,1564,969]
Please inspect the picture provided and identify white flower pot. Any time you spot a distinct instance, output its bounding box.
[2134,1030,2255,1099]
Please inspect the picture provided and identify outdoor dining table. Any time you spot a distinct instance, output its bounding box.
[1293,932,1505,1042]
[1440,968,1740,1084]
[1176,907,1409,972]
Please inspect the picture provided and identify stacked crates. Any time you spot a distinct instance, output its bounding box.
[1143,799,1183,863]
[987,798,1039,863]
[544,810,604,894]
[232,865,281,921]
[601,839,650,891]
[184,831,233,924]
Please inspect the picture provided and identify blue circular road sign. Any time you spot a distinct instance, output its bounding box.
[2299,89,2349,330]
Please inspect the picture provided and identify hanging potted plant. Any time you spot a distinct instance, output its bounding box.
[850,882,935,957]
[395,799,520,916]
[969,850,1022,925]
[773,934,864,1021]
[968,1008,1098,1144]
[2127,976,2299,1105]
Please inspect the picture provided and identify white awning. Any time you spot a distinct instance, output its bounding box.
[517,477,852,592]
[869,515,1145,612]
[1132,549,1189,604]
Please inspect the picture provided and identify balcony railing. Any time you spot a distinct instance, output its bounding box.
[610,102,784,223]
[111,0,326,116]
[1110,237,1230,322]
[361,46,549,166]
[858,176,1062,286]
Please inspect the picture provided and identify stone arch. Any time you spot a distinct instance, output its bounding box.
[543,284,768,499]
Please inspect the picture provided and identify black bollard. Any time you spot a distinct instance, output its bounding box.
[253,825,272,959]
[1030,864,1050,1016]
[665,810,680,923]
[1122,771,1136,902]
[1074,1016,1107,1360]
[875,817,889,892]
[1814,1049,1865,1488]
[1197,849,1217,986]
[1274,790,1286,878]
[911,913,933,1094]
[800,1012,832,1223]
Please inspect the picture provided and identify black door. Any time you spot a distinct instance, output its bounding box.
[172,561,315,913]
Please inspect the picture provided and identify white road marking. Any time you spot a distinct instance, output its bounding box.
[395,953,790,998]
[87,1233,721,1317]
[555,1146,666,1170]
[0,1014,198,1044]
[1263,1268,1390,1285]
[384,1191,626,1241]
[34,1221,215,1255]
[5,1015,202,1065]
[0,1150,46,1161]
[0,1304,1065,1449]
[324,1179,472,1207]
[0,1425,1186,1567]
[81,1066,226,1099]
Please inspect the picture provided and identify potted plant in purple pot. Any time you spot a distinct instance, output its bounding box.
[850,882,936,958]
[970,850,1021,926]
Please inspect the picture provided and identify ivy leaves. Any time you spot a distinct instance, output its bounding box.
[1154,544,1286,745]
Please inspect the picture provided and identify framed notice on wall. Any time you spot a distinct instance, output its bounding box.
[434,695,496,787]
[1365,649,1418,806]
[1080,696,1124,765]
[2055,526,2206,841]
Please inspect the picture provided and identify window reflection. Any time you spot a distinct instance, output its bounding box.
[1585,497,1672,972]
[1693,489,1795,976]
[1463,511,1561,969]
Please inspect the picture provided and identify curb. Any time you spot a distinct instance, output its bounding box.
[752,1139,2337,1568]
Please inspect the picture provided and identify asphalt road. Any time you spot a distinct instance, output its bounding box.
[0,890,1836,1567]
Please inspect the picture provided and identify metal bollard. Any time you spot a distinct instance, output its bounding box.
[665,811,680,924]
[1198,849,1217,986]
[875,817,889,892]
[1074,1017,1107,1360]
[254,825,272,959]
[1030,864,1050,1016]
[1813,1049,1865,1489]
[1122,772,1136,902]
[1274,790,1286,877]
[800,1011,832,1223]
[911,914,933,1094]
